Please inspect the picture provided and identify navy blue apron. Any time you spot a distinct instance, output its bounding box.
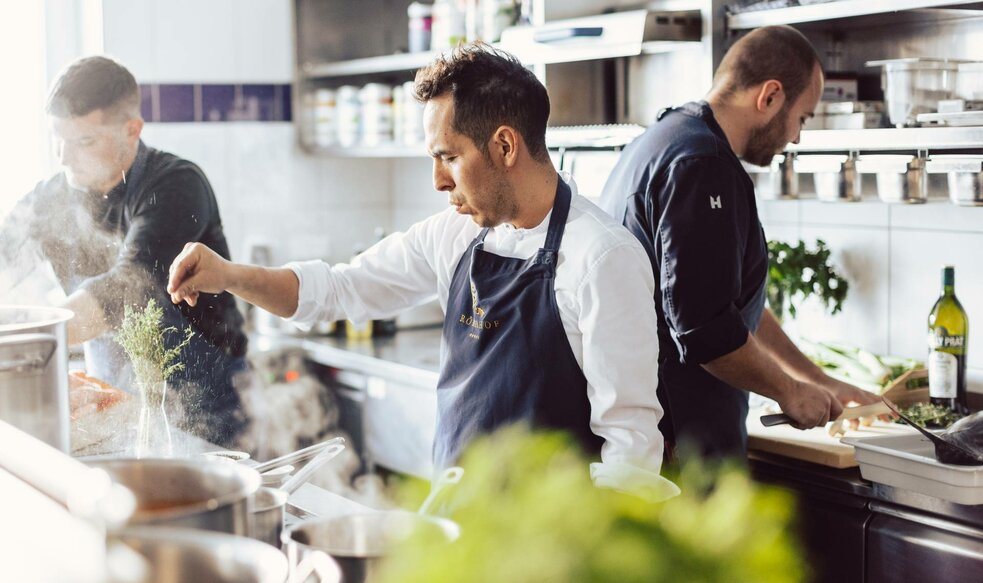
[433,179,604,469]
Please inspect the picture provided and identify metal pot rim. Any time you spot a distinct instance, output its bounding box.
[89,458,261,523]
[0,305,74,332]
[284,510,461,557]
[116,526,289,583]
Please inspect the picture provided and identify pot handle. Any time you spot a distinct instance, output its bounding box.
[290,550,342,583]
[0,333,57,374]
[279,443,346,496]
[418,466,464,516]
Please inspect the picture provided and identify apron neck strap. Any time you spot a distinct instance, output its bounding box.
[474,175,572,249]
[543,177,571,252]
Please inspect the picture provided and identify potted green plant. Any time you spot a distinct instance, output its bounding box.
[116,298,194,457]
[378,428,805,583]
[767,239,849,324]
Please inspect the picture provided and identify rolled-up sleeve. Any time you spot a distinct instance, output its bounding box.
[285,220,440,328]
[657,157,750,365]
[577,240,679,500]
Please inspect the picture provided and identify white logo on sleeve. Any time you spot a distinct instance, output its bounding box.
[709,195,722,209]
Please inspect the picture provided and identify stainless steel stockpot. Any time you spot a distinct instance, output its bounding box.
[88,458,261,535]
[114,526,289,583]
[0,305,73,452]
[284,511,460,583]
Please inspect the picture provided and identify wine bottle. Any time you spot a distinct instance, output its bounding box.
[927,265,969,414]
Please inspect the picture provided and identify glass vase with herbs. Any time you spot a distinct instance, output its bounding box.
[116,298,194,458]
[766,239,849,324]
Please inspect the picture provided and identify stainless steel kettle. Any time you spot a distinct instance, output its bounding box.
[0,306,73,452]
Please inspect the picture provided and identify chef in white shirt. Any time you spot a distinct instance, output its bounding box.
[167,43,679,501]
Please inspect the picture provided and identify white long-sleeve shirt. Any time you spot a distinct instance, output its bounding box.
[286,177,679,500]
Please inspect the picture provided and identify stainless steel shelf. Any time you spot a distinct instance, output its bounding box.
[786,127,983,153]
[727,0,983,30]
[299,40,700,79]
[306,144,428,158]
[300,9,701,80]
[301,51,441,78]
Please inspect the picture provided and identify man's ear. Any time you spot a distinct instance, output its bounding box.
[490,125,519,167]
[755,80,785,115]
[125,117,144,142]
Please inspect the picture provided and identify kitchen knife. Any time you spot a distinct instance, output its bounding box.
[760,402,893,428]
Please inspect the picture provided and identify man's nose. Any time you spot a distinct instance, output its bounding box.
[432,163,453,192]
[57,142,75,166]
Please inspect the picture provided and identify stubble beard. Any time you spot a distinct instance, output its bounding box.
[744,109,790,168]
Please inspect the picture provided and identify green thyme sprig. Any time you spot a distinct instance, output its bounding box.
[117,298,194,387]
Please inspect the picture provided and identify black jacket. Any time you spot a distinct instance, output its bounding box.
[598,101,768,459]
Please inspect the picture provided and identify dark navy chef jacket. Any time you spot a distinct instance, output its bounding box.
[598,101,769,460]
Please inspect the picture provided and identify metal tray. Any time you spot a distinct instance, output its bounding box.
[842,433,983,505]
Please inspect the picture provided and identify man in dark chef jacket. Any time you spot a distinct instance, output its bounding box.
[167,43,679,500]
[598,26,881,460]
[0,56,248,446]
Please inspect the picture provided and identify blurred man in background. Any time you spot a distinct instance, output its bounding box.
[0,56,248,446]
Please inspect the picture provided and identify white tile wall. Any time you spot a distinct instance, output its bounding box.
[760,196,983,394]
[101,0,292,83]
[390,158,445,232]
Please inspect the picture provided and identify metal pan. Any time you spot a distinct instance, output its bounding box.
[283,466,463,583]
[87,458,261,535]
[113,527,290,583]
[250,443,347,548]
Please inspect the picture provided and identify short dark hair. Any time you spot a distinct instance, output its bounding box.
[46,56,141,122]
[414,42,550,161]
[713,25,822,105]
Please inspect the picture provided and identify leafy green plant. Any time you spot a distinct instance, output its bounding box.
[379,428,805,583]
[116,298,194,387]
[767,239,848,322]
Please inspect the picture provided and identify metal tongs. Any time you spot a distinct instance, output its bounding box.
[251,436,347,475]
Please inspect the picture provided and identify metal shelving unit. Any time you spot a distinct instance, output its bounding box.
[727,0,983,30]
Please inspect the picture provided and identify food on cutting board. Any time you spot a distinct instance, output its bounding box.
[797,338,925,395]
[69,371,128,420]
[795,339,929,437]
[894,402,962,430]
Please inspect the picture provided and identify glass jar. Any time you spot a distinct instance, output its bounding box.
[359,83,394,146]
[313,88,336,148]
[407,2,433,53]
[400,81,425,145]
[135,380,173,458]
[335,85,362,148]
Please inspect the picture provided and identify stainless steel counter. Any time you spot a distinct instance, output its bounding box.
[251,326,442,389]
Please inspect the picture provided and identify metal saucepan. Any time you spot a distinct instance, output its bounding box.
[0,306,74,453]
[284,467,464,583]
[87,458,261,535]
[112,526,291,583]
[250,442,347,548]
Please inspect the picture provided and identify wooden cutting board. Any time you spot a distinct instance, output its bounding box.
[747,412,920,468]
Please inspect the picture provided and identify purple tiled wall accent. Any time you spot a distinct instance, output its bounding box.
[140,83,293,122]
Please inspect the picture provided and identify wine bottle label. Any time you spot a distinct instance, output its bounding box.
[928,350,958,399]
[928,329,965,350]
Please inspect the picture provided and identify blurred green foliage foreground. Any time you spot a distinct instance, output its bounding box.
[378,427,805,583]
